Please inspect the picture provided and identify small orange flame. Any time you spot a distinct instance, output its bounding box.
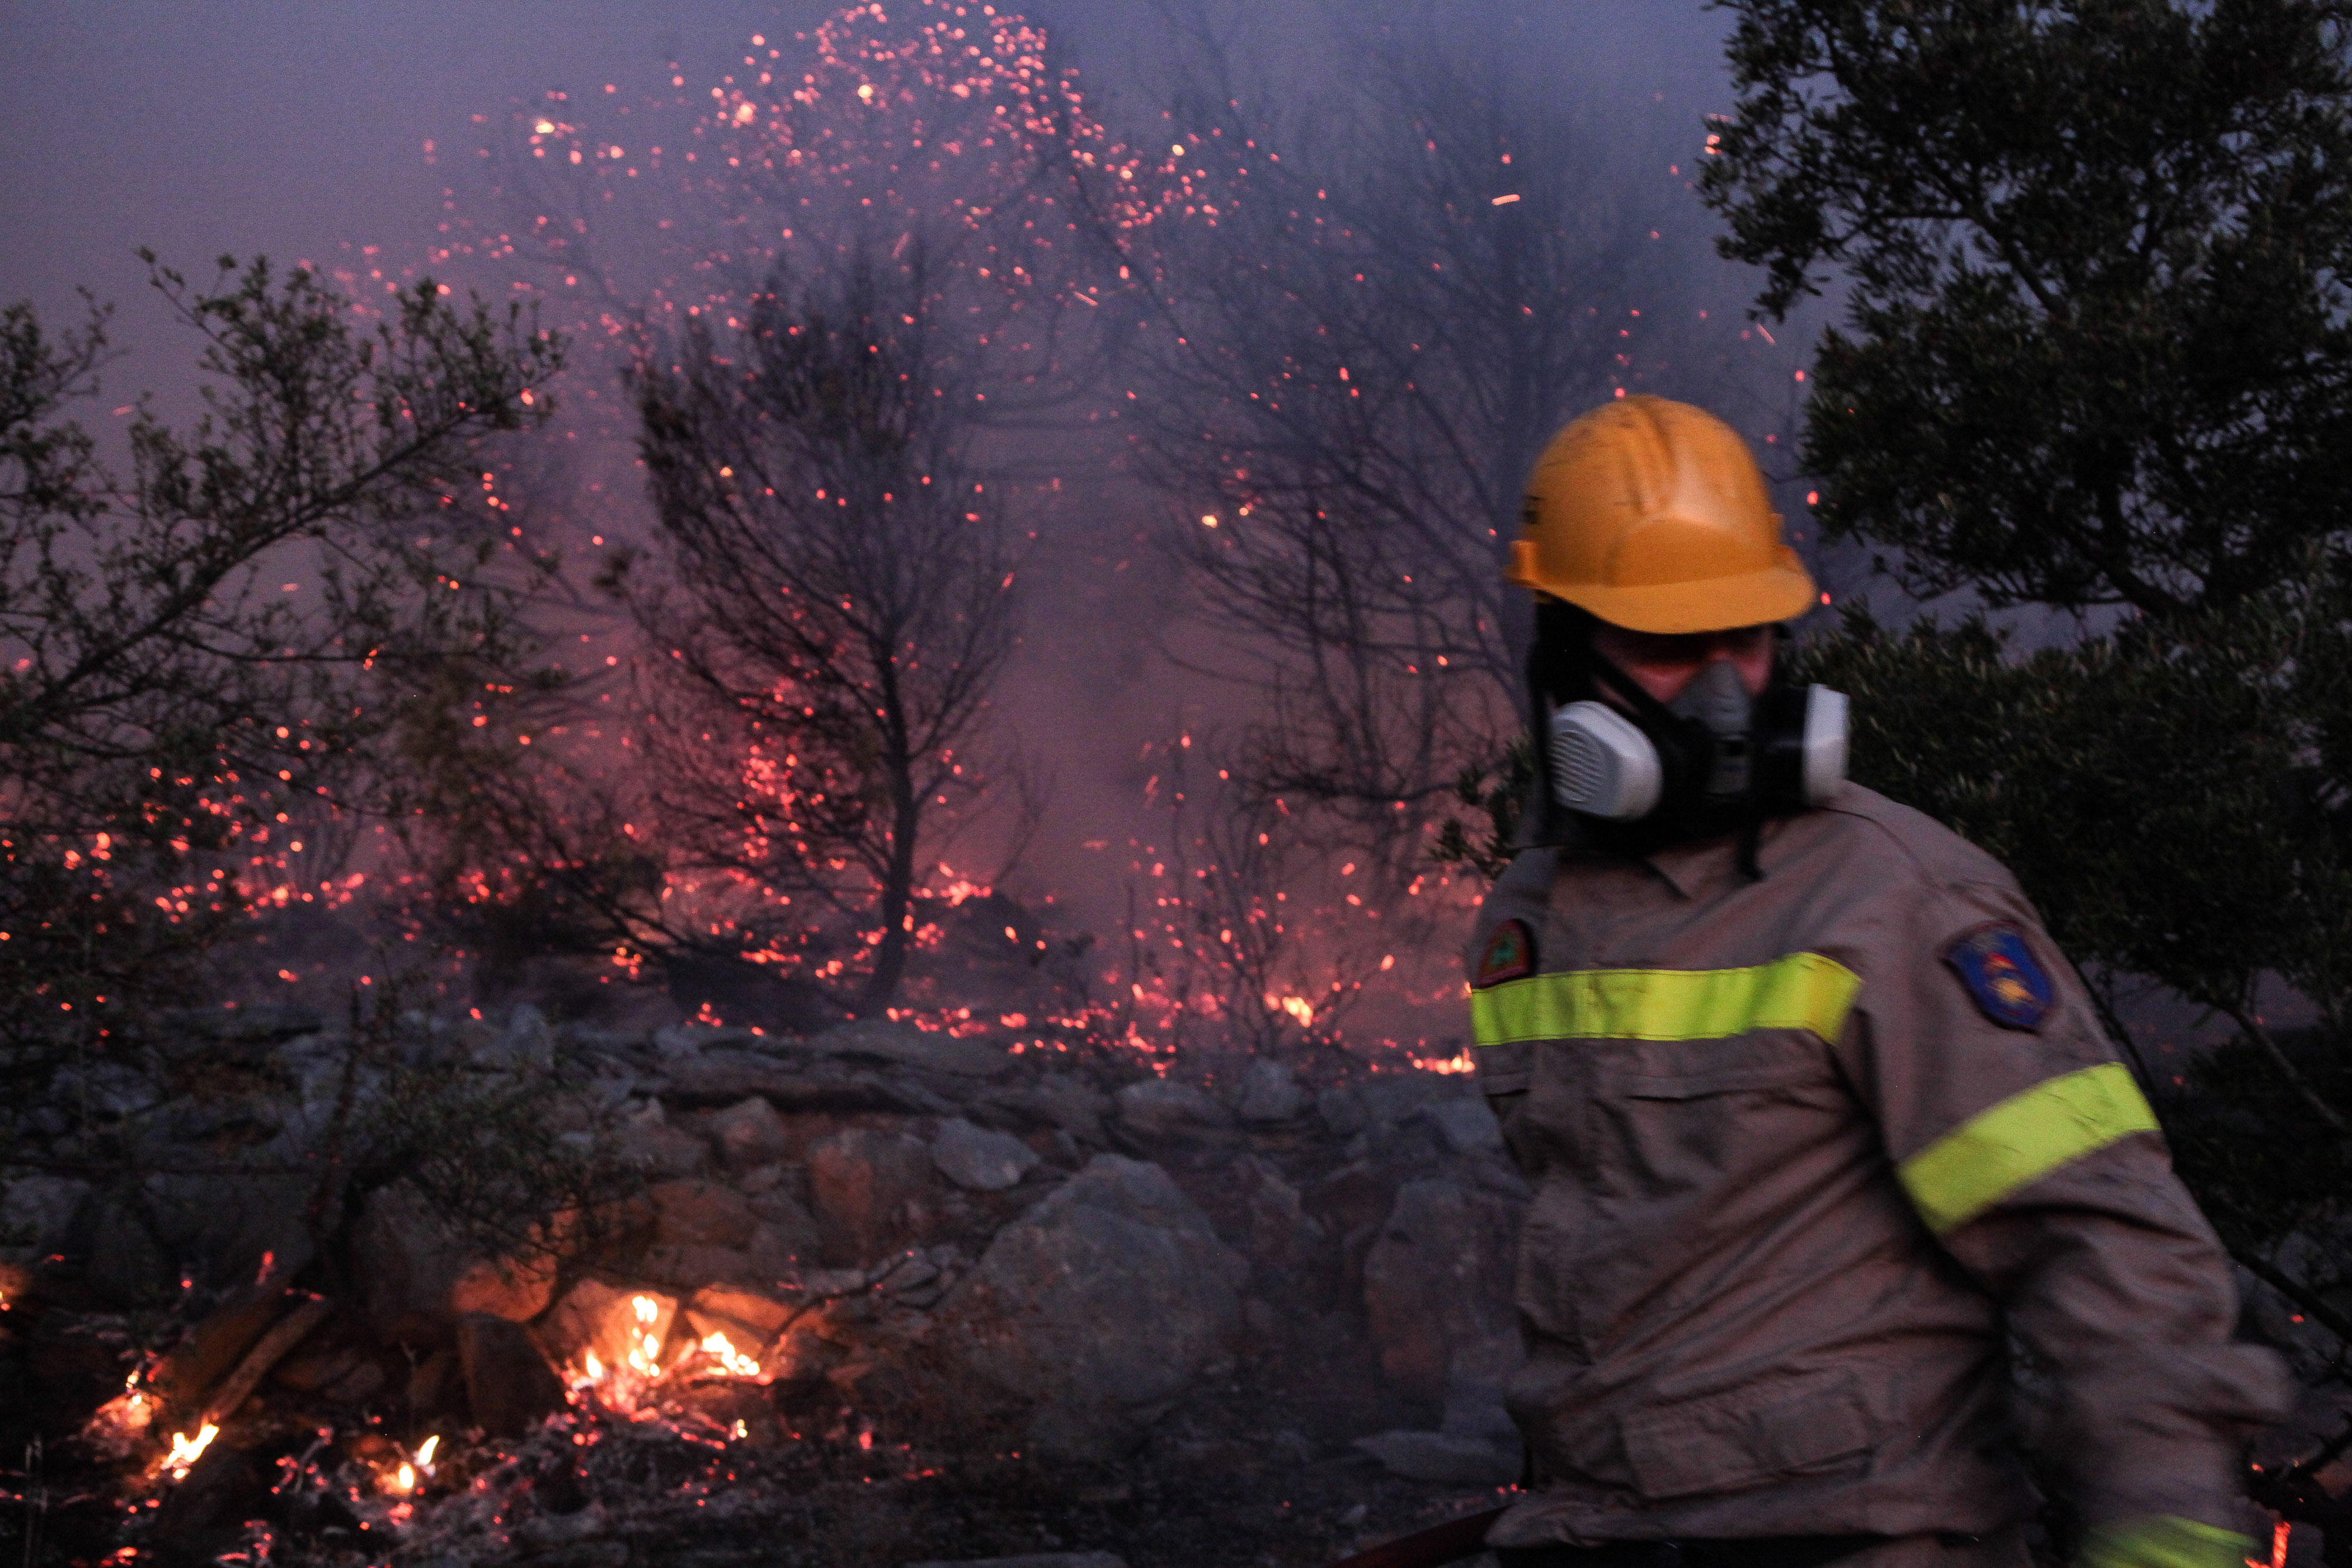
[165,1423,218,1480]
[700,1331,762,1379]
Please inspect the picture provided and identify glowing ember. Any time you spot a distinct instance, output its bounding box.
[700,1331,762,1379]
[1268,995,1316,1028]
[165,1422,219,1480]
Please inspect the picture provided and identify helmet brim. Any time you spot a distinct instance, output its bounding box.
[1543,559,1820,634]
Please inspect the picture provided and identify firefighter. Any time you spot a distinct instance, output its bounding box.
[1467,396,2287,1568]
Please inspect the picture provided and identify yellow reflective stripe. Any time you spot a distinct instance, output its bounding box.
[1899,1062,2160,1236]
[2080,1515,2255,1568]
[1469,951,1860,1047]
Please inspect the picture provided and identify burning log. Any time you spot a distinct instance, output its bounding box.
[193,1294,335,1429]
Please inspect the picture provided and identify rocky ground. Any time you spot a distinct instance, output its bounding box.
[0,978,1532,1568]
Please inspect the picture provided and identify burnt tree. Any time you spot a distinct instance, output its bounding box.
[626,258,1017,1013]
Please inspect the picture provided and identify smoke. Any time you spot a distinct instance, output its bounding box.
[1,1,1842,1050]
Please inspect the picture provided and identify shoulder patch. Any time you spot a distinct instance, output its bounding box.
[1474,918,1536,989]
[1945,922,2054,1031]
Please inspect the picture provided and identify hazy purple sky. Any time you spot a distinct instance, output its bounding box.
[0,0,1759,979]
[2,1,1736,343]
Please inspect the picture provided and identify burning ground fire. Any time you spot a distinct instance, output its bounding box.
[76,1285,800,1562]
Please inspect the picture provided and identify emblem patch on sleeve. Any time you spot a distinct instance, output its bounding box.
[1945,922,2054,1031]
[1473,918,1536,989]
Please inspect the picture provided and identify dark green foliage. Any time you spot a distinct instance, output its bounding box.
[0,257,560,1101]
[1703,1,2352,1372]
[1703,0,2352,617]
[1791,593,2352,1033]
[1432,736,1534,881]
[1793,599,2352,1360]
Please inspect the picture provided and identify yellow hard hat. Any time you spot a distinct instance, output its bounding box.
[1510,395,1816,633]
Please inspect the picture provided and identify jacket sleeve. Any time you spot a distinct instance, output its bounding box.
[1832,872,2288,1545]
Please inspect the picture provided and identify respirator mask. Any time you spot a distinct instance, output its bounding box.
[1535,614,1847,837]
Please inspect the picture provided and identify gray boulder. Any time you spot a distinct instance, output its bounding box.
[351,1181,556,1337]
[1113,1078,1233,1138]
[801,1019,1011,1079]
[807,1127,937,1263]
[1316,1085,1370,1138]
[937,1155,1247,1460]
[611,1100,709,1178]
[1231,1058,1306,1124]
[1358,1075,1444,1127]
[931,1118,1041,1192]
[485,1003,554,1072]
[0,1174,90,1261]
[975,1072,1112,1143]
[1362,1176,1522,1405]
[709,1095,793,1171]
[1421,1095,1504,1155]
[1231,1156,1326,1280]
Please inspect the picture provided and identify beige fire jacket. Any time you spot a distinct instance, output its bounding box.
[1466,783,2286,1549]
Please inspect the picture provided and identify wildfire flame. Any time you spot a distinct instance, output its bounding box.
[382,1433,440,1497]
[700,1331,762,1379]
[165,1423,218,1480]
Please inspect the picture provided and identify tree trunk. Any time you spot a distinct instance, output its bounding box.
[857,685,921,1015]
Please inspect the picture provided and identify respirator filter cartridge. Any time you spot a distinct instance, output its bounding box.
[1549,701,1663,821]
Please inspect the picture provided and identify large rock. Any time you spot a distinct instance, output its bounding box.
[800,1020,1012,1079]
[1362,1176,1521,1406]
[709,1096,793,1171]
[1113,1078,1233,1138]
[479,1002,555,1072]
[85,1188,178,1306]
[684,1285,794,1347]
[350,1181,557,1339]
[931,1118,1041,1192]
[974,1073,1111,1143]
[611,1101,710,1178]
[1231,1156,1326,1282]
[1421,1096,1504,1155]
[1231,1058,1306,1124]
[744,1181,824,1258]
[539,1279,677,1377]
[650,1180,757,1250]
[807,1128,936,1264]
[937,1155,1247,1460]
[0,1174,89,1262]
[459,1312,566,1436]
[139,1170,316,1297]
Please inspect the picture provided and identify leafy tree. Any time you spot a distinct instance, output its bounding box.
[1703,0,2352,1388]
[1703,0,2352,617]
[0,256,560,1102]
